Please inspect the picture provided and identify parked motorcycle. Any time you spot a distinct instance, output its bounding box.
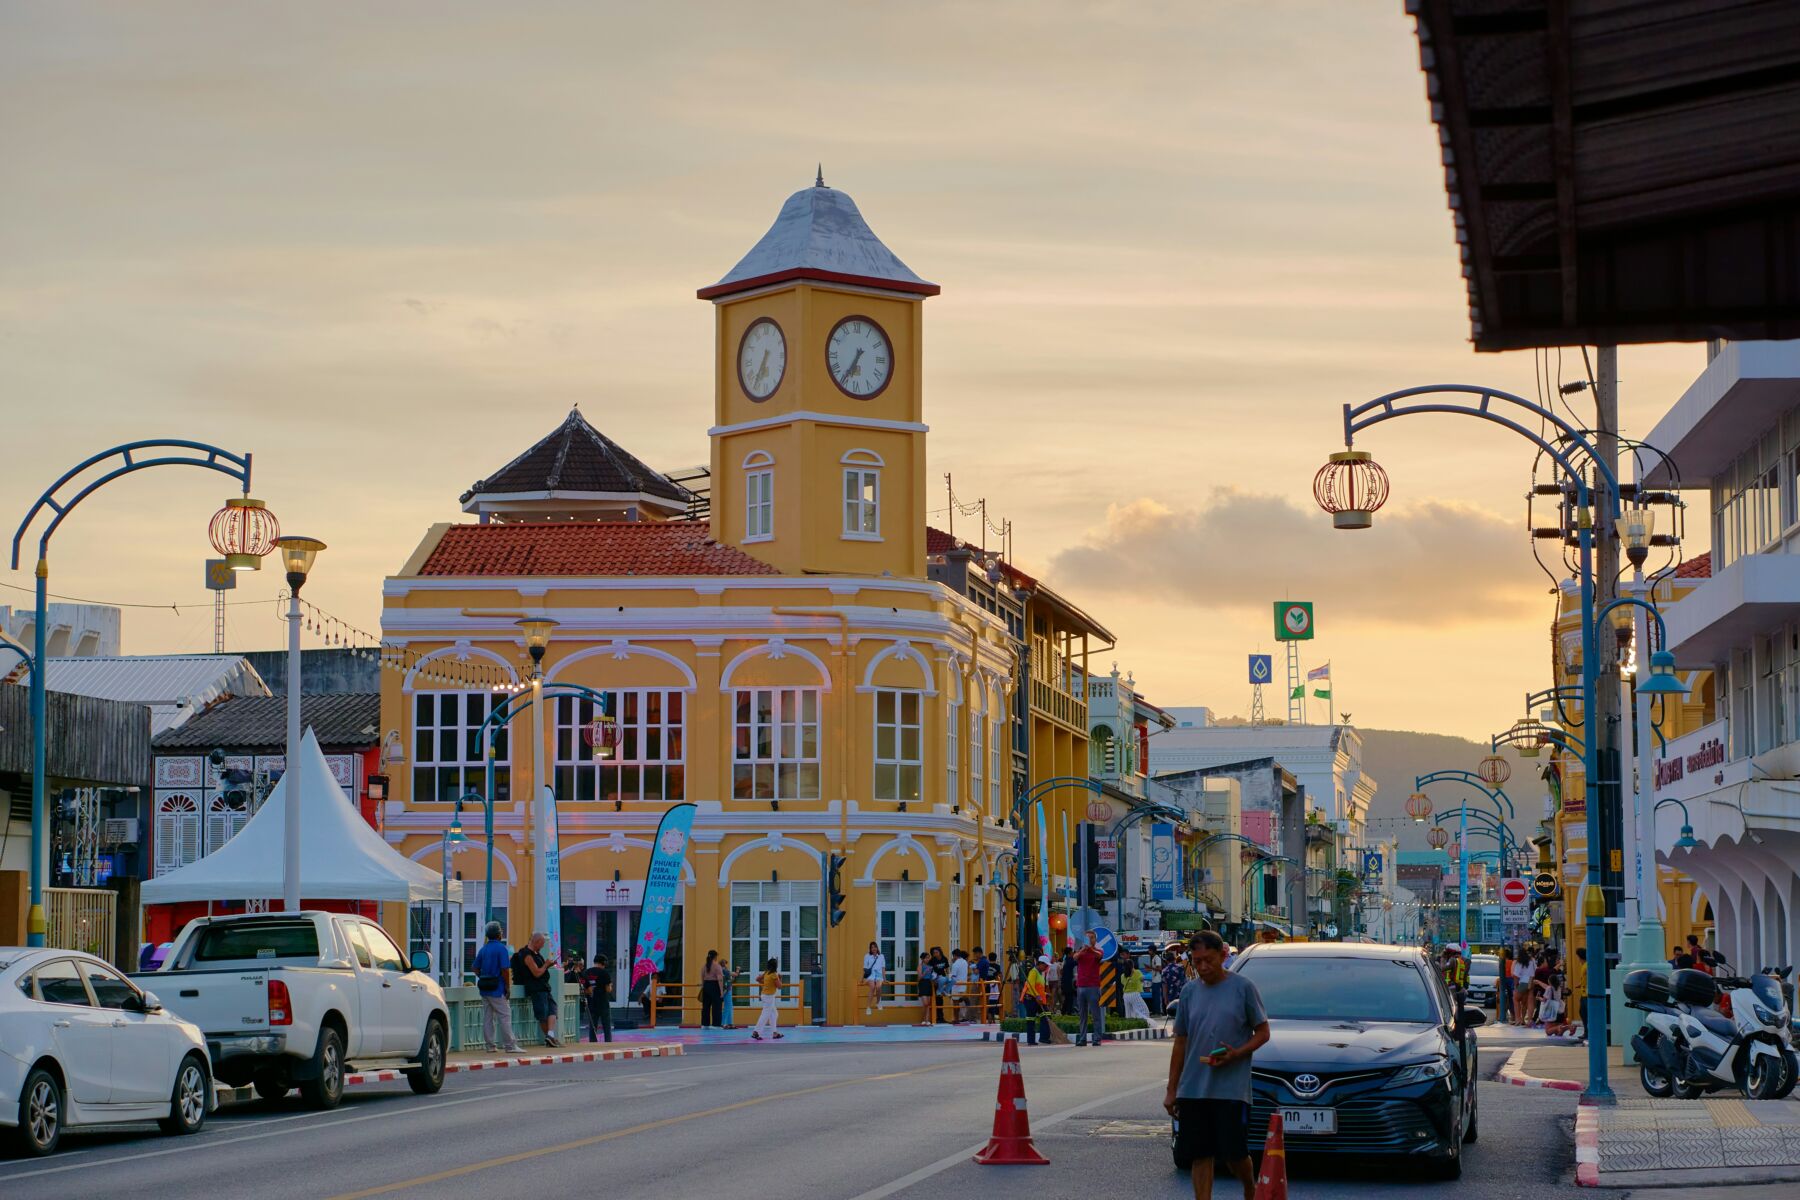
[1626,967,1795,1100]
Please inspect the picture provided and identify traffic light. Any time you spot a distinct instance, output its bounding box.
[828,854,848,928]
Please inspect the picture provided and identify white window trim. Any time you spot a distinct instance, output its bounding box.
[745,468,774,543]
[552,689,687,803]
[843,467,881,541]
[946,700,960,809]
[732,687,824,801]
[872,687,924,803]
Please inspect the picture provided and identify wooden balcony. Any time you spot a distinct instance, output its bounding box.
[1029,635,1086,732]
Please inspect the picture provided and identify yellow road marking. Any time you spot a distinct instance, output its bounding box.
[325,1060,967,1199]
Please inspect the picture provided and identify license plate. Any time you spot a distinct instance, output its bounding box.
[1278,1107,1337,1135]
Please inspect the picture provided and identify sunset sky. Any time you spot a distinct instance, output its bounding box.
[0,2,1705,740]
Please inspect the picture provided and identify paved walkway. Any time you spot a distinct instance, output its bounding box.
[570,1020,1002,1046]
[1508,1042,1800,1187]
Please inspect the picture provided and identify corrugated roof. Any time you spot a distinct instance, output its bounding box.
[152,693,379,752]
[461,408,692,507]
[10,655,269,734]
[419,522,782,578]
[698,181,940,301]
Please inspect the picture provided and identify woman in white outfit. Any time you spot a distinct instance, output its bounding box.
[862,941,886,1015]
[751,957,784,1041]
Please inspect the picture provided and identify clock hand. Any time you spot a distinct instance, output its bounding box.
[846,348,864,378]
[755,349,769,384]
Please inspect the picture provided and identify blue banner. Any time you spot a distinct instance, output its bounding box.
[1150,823,1175,900]
[1034,800,1051,955]
[630,802,696,995]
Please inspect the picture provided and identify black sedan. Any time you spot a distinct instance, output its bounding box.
[1227,943,1484,1180]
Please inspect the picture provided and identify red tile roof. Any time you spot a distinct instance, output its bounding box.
[925,525,1038,590]
[418,522,781,578]
[1674,552,1712,579]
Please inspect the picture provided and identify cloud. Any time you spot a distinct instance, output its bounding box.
[1050,490,1550,627]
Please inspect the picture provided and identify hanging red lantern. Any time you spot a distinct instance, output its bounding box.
[1426,826,1450,850]
[209,497,280,572]
[1405,791,1433,823]
[1048,912,1068,932]
[1313,449,1390,530]
[1476,754,1511,786]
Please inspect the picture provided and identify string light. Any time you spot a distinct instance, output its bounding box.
[290,594,524,691]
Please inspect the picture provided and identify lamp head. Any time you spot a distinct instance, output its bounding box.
[515,617,559,672]
[274,536,327,592]
[1675,825,1699,850]
[1638,650,1688,695]
[1622,504,1654,568]
[446,813,465,844]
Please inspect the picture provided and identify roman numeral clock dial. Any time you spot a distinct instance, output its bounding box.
[826,316,892,399]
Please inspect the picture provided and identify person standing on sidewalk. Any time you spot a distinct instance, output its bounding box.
[862,941,886,1015]
[1164,931,1270,1200]
[1073,930,1105,1046]
[514,931,561,1047]
[720,959,738,1029]
[1019,955,1052,1045]
[752,957,785,1041]
[473,922,521,1052]
[700,949,726,1028]
[582,954,614,1043]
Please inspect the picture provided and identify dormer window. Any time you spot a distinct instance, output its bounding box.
[841,449,883,541]
[744,450,774,542]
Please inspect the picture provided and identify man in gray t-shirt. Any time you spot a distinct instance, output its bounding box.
[1164,931,1270,1200]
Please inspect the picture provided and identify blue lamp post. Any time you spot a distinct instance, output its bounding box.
[1653,798,1701,850]
[438,811,466,985]
[10,440,257,947]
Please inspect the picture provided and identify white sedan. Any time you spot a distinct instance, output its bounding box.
[0,947,212,1156]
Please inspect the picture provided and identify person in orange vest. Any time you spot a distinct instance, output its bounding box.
[1018,955,1051,1046]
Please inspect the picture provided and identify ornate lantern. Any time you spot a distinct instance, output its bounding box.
[208,497,280,572]
[1405,791,1432,823]
[1476,754,1511,786]
[1313,449,1390,530]
[1511,719,1543,758]
[1048,912,1069,932]
[1426,826,1450,850]
[585,711,621,761]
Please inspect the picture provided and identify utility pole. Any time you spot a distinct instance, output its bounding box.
[1591,346,1624,1048]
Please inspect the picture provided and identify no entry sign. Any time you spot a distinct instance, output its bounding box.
[1500,878,1528,905]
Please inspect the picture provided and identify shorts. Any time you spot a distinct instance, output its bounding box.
[1174,1099,1250,1167]
[529,990,558,1021]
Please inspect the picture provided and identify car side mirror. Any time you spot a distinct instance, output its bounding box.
[127,989,163,1013]
[409,951,432,975]
[141,990,164,1013]
[1457,1007,1487,1028]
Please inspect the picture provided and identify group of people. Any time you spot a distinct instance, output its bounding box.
[471,923,619,1051]
[1669,932,1726,974]
[1495,946,1571,1033]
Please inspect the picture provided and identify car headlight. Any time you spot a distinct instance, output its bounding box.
[1387,1058,1453,1087]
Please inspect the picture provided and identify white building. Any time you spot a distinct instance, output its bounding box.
[1148,722,1376,845]
[1643,339,1800,970]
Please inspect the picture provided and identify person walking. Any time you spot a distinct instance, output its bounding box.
[1019,955,1052,1046]
[1497,947,1515,1024]
[1164,931,1271,1200]
[1073,930,1105,1046]
[917,952,938,1025]
[720,959,738,1029]
[473,921,521,1053]
[1042,950,1061,1014]
[1059,944,1078,1019]
[581,954,614,1043]
[700,949,726,1029]
[862,941,886,1015]
[513,931,560,1047]
[751,957,785,1041]
[1148,948,1167,1014]
[1121,957,1152,1021]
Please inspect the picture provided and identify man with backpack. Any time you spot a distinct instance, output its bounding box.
[473,921,521,1053]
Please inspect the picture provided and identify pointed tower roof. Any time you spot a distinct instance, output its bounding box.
[460,407,692,520]
[698,178,940,301]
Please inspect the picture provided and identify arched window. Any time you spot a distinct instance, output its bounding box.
[206,793,250,856]
[969,685,985,817]
[1091,724,1115,775]
[841,449,883,540]
[989,680,1006,817]
[155,794,200,876]
[743,450,774,542]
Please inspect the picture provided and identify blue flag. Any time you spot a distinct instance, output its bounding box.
[1034,800,1051,955]
[630,802,696,995]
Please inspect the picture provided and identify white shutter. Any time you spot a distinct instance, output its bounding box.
[155,795,200,876]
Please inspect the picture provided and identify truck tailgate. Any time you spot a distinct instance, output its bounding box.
[131,968,272,1036]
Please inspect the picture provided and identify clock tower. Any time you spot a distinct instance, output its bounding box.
[699,177,939,579]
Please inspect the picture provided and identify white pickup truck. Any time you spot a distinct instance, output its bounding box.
[131,911,450,1108]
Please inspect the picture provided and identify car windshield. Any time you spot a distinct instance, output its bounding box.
[1471,955,1499,976]
[1235,956,1438,1023]
[189,920,320,963]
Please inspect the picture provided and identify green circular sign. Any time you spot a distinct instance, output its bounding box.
[1282,605,1312,636]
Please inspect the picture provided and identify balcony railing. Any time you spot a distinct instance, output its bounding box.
[1029,636,1087,730]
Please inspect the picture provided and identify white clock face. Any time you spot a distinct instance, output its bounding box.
[826,317,892,399]
[737,318,786,401]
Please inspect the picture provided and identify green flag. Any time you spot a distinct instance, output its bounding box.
[1313,687,1332,699]
[1290,684,1305,699]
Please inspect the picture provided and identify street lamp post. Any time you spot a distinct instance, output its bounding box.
[439,810,466,986]
[10,440,257,946]
[275,536,326,913]
[516,617,559,959]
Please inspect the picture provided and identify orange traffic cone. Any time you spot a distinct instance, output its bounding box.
[1254,1111,1288,1200]
[973,1036,1049,1165]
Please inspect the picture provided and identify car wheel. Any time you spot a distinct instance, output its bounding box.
[406,1017,447,1095]
[299,1027,346,1110]
[12,1067,63,1157]
[159,1054,209,1136]
[1463,1082,1478,1144]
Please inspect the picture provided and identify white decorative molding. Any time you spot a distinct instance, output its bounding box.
[560,836,698,884]
[403,645,520,692]
[858,637,938,695]
[840,447,886,467]
[742,449,775,469]
[407,840,520,884]
[707,411,927,438]
[855,833,939,886]
[544,641,699,691]
[718,833,825,884]
[718,639,833,692]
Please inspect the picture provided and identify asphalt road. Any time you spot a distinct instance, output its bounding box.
[0,1030,1744,1199]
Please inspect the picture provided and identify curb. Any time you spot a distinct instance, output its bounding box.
[1573,1101,1600,1187]
[980,1026,1168,1043]
[1499,1047,1585,1092]
[214,1042,685,1109]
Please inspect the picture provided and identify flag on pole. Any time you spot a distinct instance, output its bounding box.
[1306,662,1331,682]
[1313,687,1331,699]
[1289,683,1305,699]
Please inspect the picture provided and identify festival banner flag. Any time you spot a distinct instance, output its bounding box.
[629,802,696,996]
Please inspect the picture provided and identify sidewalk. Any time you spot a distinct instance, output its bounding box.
[1508,1042,1800,1188]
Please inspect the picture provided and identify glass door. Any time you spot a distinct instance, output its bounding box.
[750,905,798,978]
[876,903,922,1001]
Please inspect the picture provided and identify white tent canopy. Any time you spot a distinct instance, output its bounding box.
[143,727,460,906]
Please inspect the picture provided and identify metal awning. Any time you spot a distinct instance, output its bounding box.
[1411,0,1800,351]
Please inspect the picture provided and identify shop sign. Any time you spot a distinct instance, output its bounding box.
[1650,719,1748,803]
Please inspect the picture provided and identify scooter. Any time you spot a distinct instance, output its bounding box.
[1626,968,1792,1099]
